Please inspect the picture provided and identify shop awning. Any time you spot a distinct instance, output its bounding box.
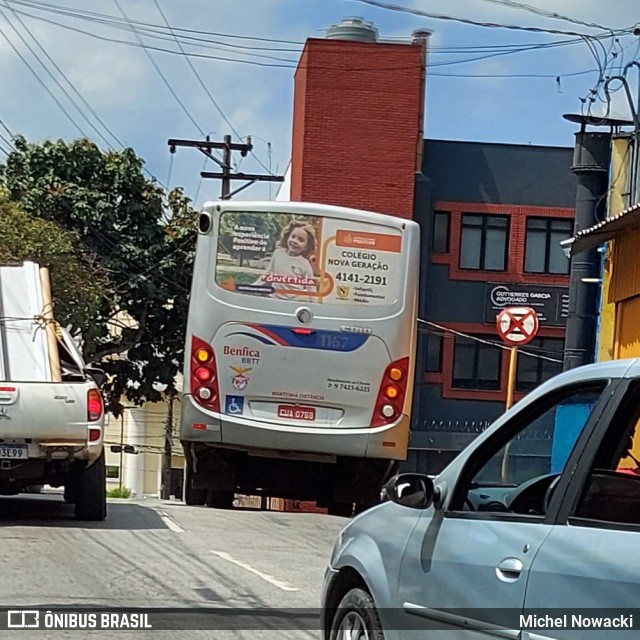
[561,202,640,254]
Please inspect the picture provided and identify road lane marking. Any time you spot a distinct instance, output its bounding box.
[157,510,185,533]
[211,550,299,592]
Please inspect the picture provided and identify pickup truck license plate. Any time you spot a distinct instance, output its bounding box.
[0,445,28,459]
[277,405,316,421]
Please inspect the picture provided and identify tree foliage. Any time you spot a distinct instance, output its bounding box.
[0,136,197,414]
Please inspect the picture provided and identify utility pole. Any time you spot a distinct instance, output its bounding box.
[167,134,284,199]
[119,413,124,491]
[161,395,174,500]
[562,114,613,371]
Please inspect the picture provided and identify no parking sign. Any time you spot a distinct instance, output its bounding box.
[496,306,539,410]
[496,306,539,346]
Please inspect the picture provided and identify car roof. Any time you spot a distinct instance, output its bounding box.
[541,358,640,385]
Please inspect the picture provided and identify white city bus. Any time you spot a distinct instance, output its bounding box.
[180,201,420,515]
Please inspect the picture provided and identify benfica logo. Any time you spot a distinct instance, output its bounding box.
[230,366,252,391]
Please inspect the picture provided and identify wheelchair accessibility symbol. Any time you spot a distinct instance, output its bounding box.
[225,396,245,415]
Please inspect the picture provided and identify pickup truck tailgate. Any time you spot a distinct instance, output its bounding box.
[0,382,91,440]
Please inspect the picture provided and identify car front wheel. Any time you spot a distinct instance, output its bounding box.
[329,587,385,640]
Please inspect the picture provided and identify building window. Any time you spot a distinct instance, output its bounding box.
[516,337,564,392]
[452,335,501,390]
[432,211,450,253]
[425,332,443,372]
[459,214,508,271]
[525,217,573,274]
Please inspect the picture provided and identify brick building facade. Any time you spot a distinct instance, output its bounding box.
[285,19,577,474]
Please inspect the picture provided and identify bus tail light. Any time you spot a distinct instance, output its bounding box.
[191,336,220,413]
[371,357,409,427]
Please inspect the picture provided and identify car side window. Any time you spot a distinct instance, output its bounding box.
[450,384,606,516]
[574,381,640,527]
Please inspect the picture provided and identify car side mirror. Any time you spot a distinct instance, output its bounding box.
[381,473,435,509]
[86,366,106,388]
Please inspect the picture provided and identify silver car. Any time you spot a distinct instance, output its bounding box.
[322,358,640,639]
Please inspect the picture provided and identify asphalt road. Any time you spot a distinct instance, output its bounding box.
[0,492,348,639]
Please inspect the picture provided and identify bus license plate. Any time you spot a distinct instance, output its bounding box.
[277,405,316,421]
[0,445,28,459]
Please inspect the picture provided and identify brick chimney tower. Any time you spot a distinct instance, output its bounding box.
[290,18,427,219]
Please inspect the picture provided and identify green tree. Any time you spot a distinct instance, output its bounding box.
[0,136,197,414]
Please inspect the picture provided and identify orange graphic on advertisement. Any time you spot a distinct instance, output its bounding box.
[336,230,401,253]
[219,276,236,291]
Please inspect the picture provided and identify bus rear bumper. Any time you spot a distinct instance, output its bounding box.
[179,395,408,460]
[180,396,223,443]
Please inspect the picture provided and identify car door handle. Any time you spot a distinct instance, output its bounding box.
[496,558,523,582]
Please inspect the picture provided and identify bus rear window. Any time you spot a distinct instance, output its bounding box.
[214,211,403,307]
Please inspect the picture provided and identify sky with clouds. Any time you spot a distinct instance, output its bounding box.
[0,0,638,206]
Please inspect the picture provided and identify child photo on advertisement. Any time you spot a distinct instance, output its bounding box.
[255,219,318,299]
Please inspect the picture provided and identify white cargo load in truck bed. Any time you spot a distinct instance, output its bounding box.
[0,261,53,381]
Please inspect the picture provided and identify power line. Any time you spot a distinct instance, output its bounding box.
[151,1,279,202]
[352,0,635,39]
[418,319,563,363]
[0,131,15,153]
[429,68,597,79]
[0,3,165,187]
[192,157,208,205]
[473,0,614,32]
[7,0,629,75]
[6,0,306,45]
[8,0,619,58]
[151,0,240,141]
[0,9,87,136]
[166,150,174,189]
[0,13,607,80]
[1,0,122,150]
[0,115,14,140]
[112,0,206,137]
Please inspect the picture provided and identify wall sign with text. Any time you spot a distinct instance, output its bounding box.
[485,283,569,327]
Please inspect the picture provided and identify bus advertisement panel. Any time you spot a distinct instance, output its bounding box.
[214,210,402,306]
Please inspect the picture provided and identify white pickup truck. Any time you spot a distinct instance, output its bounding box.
[0,262,107,521]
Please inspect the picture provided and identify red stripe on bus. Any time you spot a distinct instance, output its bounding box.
[244,323,289,346]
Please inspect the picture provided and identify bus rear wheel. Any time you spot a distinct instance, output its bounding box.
[206,490,234,509]
[184,467,207,506]
[327,500,354,517]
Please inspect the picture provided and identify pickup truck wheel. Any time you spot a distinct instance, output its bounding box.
[74,451,107,521]
[183,467,207,506]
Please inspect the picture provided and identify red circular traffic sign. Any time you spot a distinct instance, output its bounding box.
[496,306,539,346]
